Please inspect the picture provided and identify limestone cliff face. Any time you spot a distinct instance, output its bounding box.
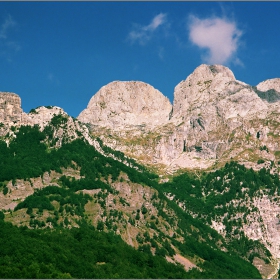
[0,92,23,123]
[82,65,280,173]
[160,64,273,168]
[78,81,172,129]
[172,64,268,121]
[1,64,280,173]
[173,64,237,118]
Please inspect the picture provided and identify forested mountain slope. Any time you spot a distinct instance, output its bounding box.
[0,123,262,278]
[162,162,280,278]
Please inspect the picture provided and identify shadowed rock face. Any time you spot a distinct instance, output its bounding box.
[255,78,280,103]
[78,81,172,129]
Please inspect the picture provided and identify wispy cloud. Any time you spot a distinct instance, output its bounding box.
[158,46,164,60]
[128,13,168,45]
[0,14,16,39]
[47,73,60,85]
[48,73,54,82]
[0,14,20,61]
[188,15,243,65]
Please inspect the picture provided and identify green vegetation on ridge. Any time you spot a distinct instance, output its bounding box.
[0,220,190,279]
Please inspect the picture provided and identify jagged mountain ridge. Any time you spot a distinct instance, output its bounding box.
[1,64,280,278]
[74,64,280,173]
[1,64,280,174]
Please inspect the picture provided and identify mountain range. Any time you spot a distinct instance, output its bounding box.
[78,64,280,173]
[0,64,280,278]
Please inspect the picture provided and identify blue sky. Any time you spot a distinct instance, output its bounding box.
[0,1,280,117]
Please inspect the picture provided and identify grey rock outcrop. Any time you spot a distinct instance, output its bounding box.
[24,106,67,128]
[0,100,96,151]
[172,64,268,121]
[255,78,280,104]
[78,81,172,129]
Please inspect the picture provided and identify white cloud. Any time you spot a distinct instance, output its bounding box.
[145,13,167,31]
[188,15,242,65]
[158,46,164,60]
[48,73,54,82]
[47,73,60,86]
[128,13,167,45]
[0,14,20,61]
[0,14,16,39]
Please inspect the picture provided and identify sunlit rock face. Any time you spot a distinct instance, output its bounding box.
[0,92,23,124]
[172,64,268,121]
[78,81,172,129]
[77,64,280,174]
[1,64,280,173]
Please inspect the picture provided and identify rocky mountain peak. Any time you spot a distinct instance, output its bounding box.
[78,81,172,129]
[1,64,280,174]
[0,92,23,124]
[173,64,266,120]
[85,64,279,173]
[25,106,68,128]
[190,64,236,80]
[172,64,247,120]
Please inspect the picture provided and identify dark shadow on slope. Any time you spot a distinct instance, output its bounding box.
[252,86,280,103]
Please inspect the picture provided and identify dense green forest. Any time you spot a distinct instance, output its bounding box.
[0,124,263,278]
[0,219,190,278]
[0,217,261,279]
